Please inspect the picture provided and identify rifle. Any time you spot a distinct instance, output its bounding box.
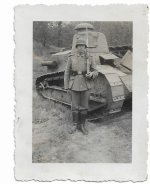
[85,25,91,78]
[86,25,90,74]
[85,26,98,80]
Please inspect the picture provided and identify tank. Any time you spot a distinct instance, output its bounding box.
[36,23,132,118]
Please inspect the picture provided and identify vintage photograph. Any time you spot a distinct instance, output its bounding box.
[15,4,148,181]
[32,21,132,163]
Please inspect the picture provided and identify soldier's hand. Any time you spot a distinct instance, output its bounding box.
[86,72,93,79]
[92,71,99,79]
[86,71,98,79]
[67,89,71,96]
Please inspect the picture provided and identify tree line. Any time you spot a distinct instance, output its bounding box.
[33,21,132,49]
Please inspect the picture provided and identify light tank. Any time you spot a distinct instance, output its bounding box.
[36,23,132,119]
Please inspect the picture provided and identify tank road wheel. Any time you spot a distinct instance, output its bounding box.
[36,80,49,91]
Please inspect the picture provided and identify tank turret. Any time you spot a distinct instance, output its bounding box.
[36,23,132,117]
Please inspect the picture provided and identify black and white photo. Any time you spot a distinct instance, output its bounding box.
[33,21,132,163]
[15,5,148,181]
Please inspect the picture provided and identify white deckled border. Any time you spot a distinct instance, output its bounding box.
[15,5,148,181]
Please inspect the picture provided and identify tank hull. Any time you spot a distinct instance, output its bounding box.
[35,23,132,118]
[36,64,132,116]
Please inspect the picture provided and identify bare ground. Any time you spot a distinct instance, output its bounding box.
[32,56,132,163]
[32,91,132,163]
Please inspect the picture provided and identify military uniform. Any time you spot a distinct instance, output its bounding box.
[64,43,98,134]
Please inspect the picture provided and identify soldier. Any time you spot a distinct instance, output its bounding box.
[64,39,98,135]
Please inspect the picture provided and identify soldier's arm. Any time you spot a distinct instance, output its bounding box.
[64,57,71,89]
[90,56,99,78]
[90,56,97,70]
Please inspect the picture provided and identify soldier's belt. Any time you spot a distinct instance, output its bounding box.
[71,71,86,76]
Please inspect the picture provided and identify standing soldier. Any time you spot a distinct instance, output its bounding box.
[64,39,98,135]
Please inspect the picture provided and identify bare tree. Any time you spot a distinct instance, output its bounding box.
[33,21,50,47]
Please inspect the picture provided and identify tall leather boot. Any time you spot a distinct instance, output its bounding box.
[79,111,88,135]
[68,111,79,134]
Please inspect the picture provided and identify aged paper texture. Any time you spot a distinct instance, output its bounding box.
[15,5,148,181]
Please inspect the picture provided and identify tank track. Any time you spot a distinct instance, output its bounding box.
[36,71,107,117]
[35,45,132,121]
[35,71,131,121]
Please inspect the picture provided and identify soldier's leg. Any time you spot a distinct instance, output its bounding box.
[79,110,88,135]
[80,90,89,110]
[79,90,89,135]
[69,91,80,134]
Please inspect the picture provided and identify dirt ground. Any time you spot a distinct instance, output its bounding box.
[32,56,132,163]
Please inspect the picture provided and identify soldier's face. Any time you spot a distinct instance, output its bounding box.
[77,45,86,53]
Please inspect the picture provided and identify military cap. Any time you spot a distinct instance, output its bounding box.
[75,39,87,48]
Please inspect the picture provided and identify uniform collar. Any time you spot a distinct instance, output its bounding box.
[77,52,85,57]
